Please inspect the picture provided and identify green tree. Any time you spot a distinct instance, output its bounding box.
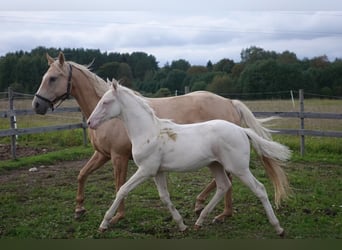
[154,88,171,97]
[206,74,234,94]
[186,66,208,75]
[213,58,235,73]
[162,69,187,93]
[191,81,207,91]
[170,59,190,71]
[240,46,277,64]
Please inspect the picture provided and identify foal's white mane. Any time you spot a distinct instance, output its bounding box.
[116,82,172,125]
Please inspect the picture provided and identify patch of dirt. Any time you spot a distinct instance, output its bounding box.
[0,144,50,160]
[0,159,87,184]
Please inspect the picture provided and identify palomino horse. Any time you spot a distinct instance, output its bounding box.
[32,52,273,224]
[87,80,291,236]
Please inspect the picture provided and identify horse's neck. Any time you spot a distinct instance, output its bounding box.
[71,67,107,118]
[119,91,160,144]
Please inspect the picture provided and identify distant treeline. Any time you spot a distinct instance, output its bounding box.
[0,46,341,99]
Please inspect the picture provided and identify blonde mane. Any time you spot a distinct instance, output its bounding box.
[67,61,111,97]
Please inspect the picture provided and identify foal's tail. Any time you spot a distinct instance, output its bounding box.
[232,99,276,140]
[244,128,291,208]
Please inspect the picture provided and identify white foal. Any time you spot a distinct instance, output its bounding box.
[87,80,291,236]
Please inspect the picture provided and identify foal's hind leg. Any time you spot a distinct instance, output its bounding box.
[195,163,231,229]
[236,170,284,236]
[154,172,187,231]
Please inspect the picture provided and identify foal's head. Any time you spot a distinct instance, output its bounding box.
[87,79,121,129]
[32,52,72,114]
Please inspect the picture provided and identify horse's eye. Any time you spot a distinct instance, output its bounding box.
[49,76,57,83]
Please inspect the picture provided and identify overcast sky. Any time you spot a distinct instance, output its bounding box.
[1,0,342,66]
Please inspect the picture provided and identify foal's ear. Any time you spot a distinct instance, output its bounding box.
[112,79,118,91]
[46,53,55,65]
[58,51,65,66]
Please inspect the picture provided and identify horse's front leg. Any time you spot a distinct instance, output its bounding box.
[99,169,150,231]
[154,172,187,231]
[75,151,109,219]
[110,156,129,224]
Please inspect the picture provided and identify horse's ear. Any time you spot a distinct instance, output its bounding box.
[46,53,55,65]
[58,51,65,66]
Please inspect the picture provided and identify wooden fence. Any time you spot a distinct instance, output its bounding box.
[1,89,341,159]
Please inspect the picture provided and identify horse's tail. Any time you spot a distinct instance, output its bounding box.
[244,128,291,208]
[232,99,277,140]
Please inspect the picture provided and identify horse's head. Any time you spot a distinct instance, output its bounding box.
[32,52,73,114]
[87,79,121,129]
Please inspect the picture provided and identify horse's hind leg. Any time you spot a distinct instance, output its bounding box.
[236,169,284,236]
[75,151,109,219]
[110,155,129,224]
[195,163,231,228]
[194,179,216,214]
[195,174,233,221]
[213,172,233,223]
[154,172,187,231]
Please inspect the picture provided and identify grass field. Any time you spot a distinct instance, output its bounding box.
[0,157,341,239]
[0,97,341,239]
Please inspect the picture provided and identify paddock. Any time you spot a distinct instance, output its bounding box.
[0,157,341,239]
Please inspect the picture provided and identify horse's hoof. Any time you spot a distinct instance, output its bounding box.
[212,215,225,224]
[212,212,232,224]
[194,202,205,216]
[98,227,107,233]
[193,224,202,231]
[74,208,86,219]
[194,207,204,216]
[110,214,125,225]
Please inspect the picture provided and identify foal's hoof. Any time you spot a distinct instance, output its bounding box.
[278,230,286,238]
[193,224,202,231]
[74,208,86,219]
[98,227,108,233]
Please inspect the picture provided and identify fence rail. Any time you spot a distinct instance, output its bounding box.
[1,89,341,159]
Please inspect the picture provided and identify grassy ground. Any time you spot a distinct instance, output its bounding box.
[0,155,341,239]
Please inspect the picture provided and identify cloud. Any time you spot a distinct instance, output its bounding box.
[0,11,342,65]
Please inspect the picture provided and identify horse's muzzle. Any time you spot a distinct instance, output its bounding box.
[32,97,50,115]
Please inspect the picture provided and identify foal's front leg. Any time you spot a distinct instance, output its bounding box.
[154,172,188,231]
[99,169,150,231]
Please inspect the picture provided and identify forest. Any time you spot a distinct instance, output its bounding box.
[0,46,341,99]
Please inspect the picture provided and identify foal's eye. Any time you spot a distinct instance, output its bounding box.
[49,76,57,83]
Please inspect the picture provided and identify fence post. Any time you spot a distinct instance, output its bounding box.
[299,89,305,156]
[8,87,17,159]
